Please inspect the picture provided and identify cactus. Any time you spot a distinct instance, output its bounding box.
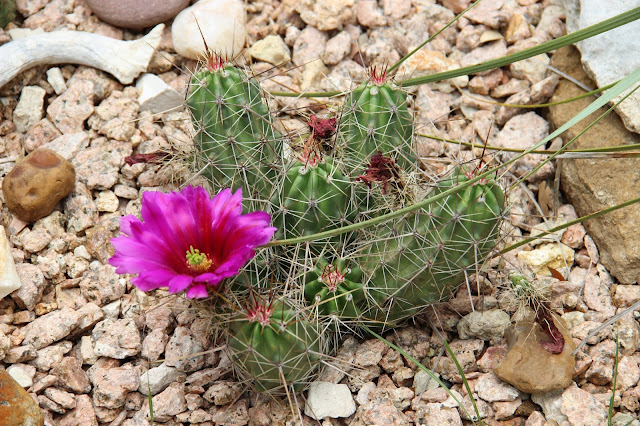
[360,166,505,326]
[304,257,365,319]
[187,56,283,207]
[339,67,415,176]
[271,156,356,244]
[227,299,323,394]
[0,0,15,28]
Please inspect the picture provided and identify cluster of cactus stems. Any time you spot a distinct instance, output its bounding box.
[185,53,506,394]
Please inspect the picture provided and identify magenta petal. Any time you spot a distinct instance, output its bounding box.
[186,284,209,299]
[109,185,276,298]
[168,275,194,293]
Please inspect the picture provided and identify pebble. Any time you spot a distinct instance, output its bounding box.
[517,242,574,277]
[356,0,386,28]
[24,118,62,152]
[293,0,355,31]
[561,383,607,425]
[304,382,357,420]
[47,79,96,134]
[46,67,67,95]
[249,34,290,65]
[94,190,119,212]
[21,307,81,350]
[2,148,76,223]
[92,318,141,359]
[456,309,511,341]
[0,369,44,425]
[57,395,97,426]
[474,372,519,402]
[7,363,36,388]
[510,53,550,84]
[293,26,328,67]
[51,356,91,394]
[138,363,182,395]
[85,0,189,30]
[0,225,22,300]
[42,132,90,161]
[12,263,45,310]
[322,31,352,65]
[92,364,140,409]
[172,0,246,60]
[135,73,184,114]
[151,382,187,420]
[494,317,575,394]
[13,85,46,133]
[397,49,468,93]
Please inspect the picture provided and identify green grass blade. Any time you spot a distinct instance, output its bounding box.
[443,339,483,424]
[362,325,477,424]
[265,61,640,248]
[399,7,640,87]
[609,332,619,425]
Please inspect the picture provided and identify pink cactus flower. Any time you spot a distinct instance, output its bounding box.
[109,186,276,299]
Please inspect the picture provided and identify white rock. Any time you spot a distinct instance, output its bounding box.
[73,245,91,260]
[564,0,640,133]
[135,73,184,114]
[0,226,21,301]
[7,364,36,388]
[413,370,441,395]
[138,363,182,395]
[7,27,44,40]
[94,190,120,213]
[531,390,567,424]
[13,85,46,133]
[46,67,67,95]
[457,309,511,341]
[249,35,290,65]
[102,300,121,320]
[79,335,98,365]
[172,0,245,60]
[301,59,328,91]
[304,382,356,420]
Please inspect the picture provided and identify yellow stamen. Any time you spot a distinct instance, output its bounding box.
[186,246,213,272]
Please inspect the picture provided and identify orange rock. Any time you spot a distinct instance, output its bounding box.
[0,368,44,426]
[2,148,75,222]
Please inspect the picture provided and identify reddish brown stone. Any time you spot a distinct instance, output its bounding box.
[0,368,44,426]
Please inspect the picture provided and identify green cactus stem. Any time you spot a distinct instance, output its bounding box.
[228,299,322,394]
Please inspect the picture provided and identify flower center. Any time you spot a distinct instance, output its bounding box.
[185,246,213,273]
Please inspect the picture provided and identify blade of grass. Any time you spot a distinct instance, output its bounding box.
[268,8,640,97]
[399,7,640,87]
[443,339,483,423]
[608,332,620,426]
[265,61,640,248]
[362,325,478,424]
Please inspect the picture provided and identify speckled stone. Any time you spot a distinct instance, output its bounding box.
[0,368,44,426]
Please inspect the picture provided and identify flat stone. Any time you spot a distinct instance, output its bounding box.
[548,46,640,284]
[565,0,640,133]
[7,363,36,388]
[494,316,575,394]
[46,67,67,95]
[304,382,357,420]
